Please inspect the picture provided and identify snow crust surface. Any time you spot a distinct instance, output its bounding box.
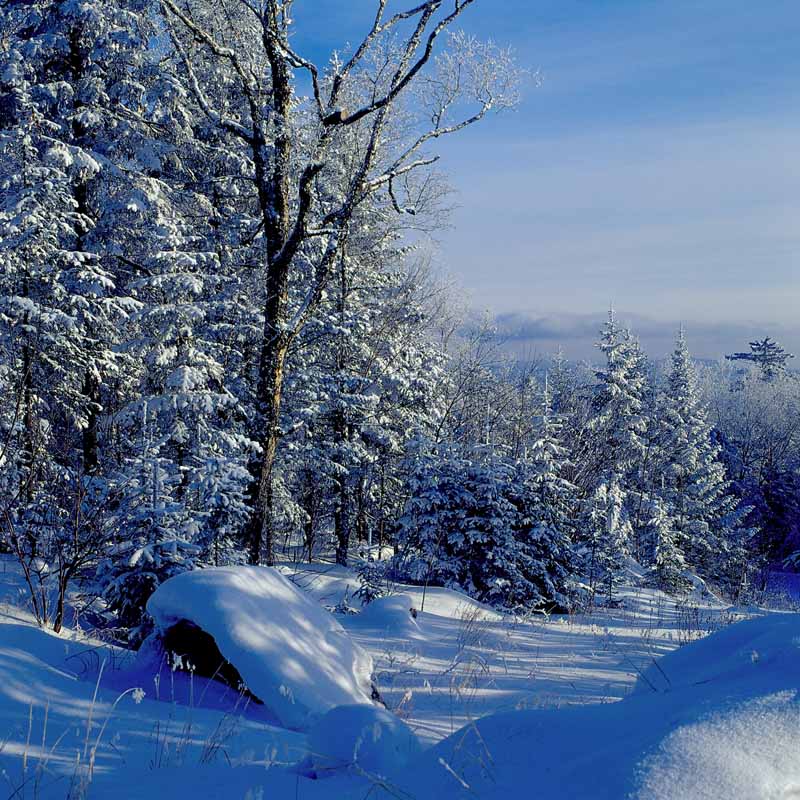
[146,566,376,729]
[636,692,800,800]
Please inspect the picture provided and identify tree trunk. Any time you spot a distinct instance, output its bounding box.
[302,485,316,563]
[21,337,35,505]
[82,370,100,476]
[247,330,289,566]
[357,475,368,545]
[333,405,351,566]
[52,578,67,634]
[334,476,351,567]
[244,25,294,566]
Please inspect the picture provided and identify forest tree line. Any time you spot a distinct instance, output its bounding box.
[1,0,798,639]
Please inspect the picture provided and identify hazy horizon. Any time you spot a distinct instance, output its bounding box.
[479,308,800,364]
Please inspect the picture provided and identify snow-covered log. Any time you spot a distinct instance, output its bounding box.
[147,566,378,729]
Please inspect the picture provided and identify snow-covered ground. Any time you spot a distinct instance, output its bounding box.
[279,562,741,744]
[0,556,796,799]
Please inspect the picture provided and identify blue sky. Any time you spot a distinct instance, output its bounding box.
[293,1,800,359]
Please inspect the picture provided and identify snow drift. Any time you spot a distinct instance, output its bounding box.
[634,610,800,696]
[381,612,800,799]
[146,566,377,729]
[306,703,421,777]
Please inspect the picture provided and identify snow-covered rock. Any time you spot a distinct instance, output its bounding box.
[146,566,377,730]
[307,704,421,777]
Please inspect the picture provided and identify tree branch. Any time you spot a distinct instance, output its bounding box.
[324,0,477,127]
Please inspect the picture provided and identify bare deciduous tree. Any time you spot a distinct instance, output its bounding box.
[159,0,520,563]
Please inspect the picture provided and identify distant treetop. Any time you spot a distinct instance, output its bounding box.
[726,337,795,380]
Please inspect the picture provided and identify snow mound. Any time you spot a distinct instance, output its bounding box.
[635,691,800,800]
[354,594,423,637]
[411,588,502,621]
[277,562,502,622]
[146,566,377,730]
[634,611,800,695]
[683,571,725,604]
[379,612,800,799]
[307,704,421,777]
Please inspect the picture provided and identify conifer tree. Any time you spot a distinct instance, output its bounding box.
[581,477,631,605]
[514,380,577,610]
[657,329,753,589]
[644,494,687,592]
[726,337,794,381]
[574,311,649,594]
[396,445,539,609]
[0,0,153,625]
[582,310,648,487]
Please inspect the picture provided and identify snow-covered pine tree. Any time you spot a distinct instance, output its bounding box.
[581,476,632,606]
[726,337,795,381]
[396,444,539,609]
[99,400,202,643]
[394,445,473,592]
[355,557,386,606]
[580,309,649,489]
[657,328,754,592]
[573,310,649,595]
[513,379,578,611]
[101,165,254,628]
[278,211,447,565]
[545,351,595,496]
[643,493,687,593]
[0,0,155,628]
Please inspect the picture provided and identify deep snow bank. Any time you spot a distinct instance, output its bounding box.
[631,612,800,799]
[635,610,800,696]
[147,566,377,729]
[380,612,800,800]
[635,691,800,800]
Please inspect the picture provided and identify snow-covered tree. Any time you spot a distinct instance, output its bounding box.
[726,337,795,381]
[394,445,473,593]
[157,0,520,564]
[571,311,649,596]
[581,476,631,605]
[580,310,649,489]
[396,444,542,609]
[513,381,578,610]
[657,329,754,589]
[0,0,157,627]
[644,494,687,593]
